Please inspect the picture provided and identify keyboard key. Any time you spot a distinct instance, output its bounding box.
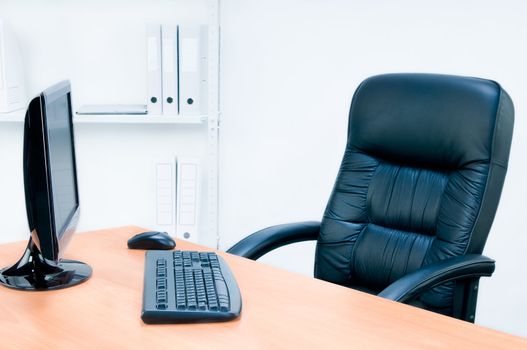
[214,277,229,299]
[156,278,167,290]
[156,291,167,303]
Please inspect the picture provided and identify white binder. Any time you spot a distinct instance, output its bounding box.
[179,25,208,116]
[153,158,176,236]
[146,24,162,115]
[161,24,179,115]
[176,157,200,243]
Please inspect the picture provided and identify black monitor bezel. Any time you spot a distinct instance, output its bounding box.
[23,80,80,261]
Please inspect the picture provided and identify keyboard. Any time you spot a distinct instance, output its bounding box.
[141,250,242,324]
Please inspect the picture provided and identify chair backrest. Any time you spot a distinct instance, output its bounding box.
[314,74,514,315]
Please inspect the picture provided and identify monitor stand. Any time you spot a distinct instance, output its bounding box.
[0,238,92,291]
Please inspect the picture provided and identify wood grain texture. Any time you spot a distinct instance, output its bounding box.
[0,226,525,349]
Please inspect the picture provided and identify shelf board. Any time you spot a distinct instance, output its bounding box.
[0,111,207,124]
[0,110,25,122]
[74,114,207,124]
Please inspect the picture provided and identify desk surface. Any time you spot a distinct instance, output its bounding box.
[0,226,525,350]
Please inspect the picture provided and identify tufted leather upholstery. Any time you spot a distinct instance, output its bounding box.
[314,73,514,316]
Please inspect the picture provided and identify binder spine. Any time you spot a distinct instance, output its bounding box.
[176,157,200,243]
[146,24,163,115]
[161,25,179,115]
[179,25,208,116]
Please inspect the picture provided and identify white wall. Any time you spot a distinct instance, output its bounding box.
[219,0,527,337]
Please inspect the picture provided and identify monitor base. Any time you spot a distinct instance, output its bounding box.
[0,239,92,291]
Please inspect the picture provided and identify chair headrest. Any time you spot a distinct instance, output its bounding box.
[349,73,514,169]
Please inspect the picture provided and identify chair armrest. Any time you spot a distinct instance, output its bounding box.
[227,221,320,260]
[378,254,495,303]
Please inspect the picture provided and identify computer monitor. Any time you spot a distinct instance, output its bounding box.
[0,81,92,291]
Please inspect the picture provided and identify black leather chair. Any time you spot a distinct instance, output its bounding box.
[228,73,514,322]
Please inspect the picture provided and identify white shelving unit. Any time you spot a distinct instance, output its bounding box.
[0,0,221,247]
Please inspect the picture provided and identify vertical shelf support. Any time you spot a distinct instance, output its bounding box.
[207,0,221,248]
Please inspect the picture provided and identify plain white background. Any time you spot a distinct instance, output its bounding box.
[0,0,526,337]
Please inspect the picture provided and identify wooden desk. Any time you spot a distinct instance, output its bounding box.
[0,226,525,349]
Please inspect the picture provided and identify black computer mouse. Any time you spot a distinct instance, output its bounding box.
[127,231,176,250]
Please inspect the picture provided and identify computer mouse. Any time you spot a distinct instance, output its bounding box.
[127,231,176,250]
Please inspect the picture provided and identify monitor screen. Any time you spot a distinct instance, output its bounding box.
[22,80,81,261]
[45,93,78,238]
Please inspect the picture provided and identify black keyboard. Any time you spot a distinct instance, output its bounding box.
[141,250,242,324]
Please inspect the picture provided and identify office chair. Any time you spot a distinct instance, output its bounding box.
[228,73,514,322]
